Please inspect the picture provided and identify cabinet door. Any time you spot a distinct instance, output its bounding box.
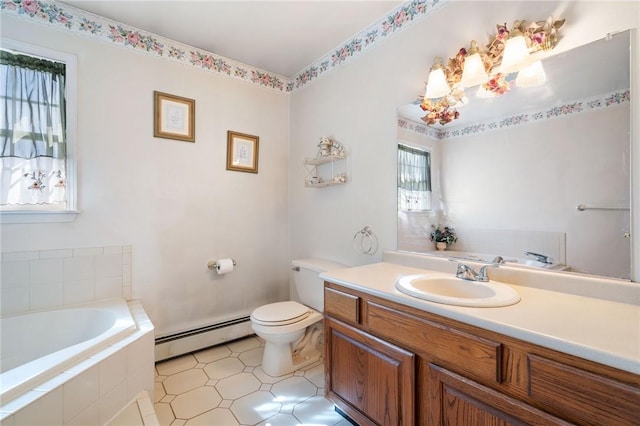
[326,317,415,426]
[428,364,571,426]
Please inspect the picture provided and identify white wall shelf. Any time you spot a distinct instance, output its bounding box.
[304,154,347,187]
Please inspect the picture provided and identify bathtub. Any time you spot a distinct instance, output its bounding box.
[0,300,154,425]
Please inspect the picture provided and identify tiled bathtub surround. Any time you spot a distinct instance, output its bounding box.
[0,300,155,426]
[0,245,132,315]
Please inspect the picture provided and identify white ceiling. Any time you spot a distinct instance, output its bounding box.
[60,0,403,77]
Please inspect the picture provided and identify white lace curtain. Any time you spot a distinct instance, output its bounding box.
[398,144,431,211]
[1,50,67,207]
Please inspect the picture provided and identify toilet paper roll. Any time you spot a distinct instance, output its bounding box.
[216,258,234,275]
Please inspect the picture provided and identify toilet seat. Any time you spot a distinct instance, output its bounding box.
[250,301,312,326]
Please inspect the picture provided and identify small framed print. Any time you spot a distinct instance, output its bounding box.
[226,131,259,173]
[154,91,195,142]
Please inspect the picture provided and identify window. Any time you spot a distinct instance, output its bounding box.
[398,144,431,211]
[0,39,78,223]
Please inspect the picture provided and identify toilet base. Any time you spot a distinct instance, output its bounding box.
[262,341,322,377]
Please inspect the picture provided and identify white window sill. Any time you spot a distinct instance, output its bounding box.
[0,210,81,224]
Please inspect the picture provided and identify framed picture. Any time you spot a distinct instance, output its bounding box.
[154,91,195,142]
[226,131,259,173]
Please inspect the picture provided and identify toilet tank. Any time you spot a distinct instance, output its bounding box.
[292,258,346,312]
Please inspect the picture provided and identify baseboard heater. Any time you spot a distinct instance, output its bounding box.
[155,316,254,362]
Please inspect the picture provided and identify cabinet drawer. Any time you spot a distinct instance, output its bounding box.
[325,287,360,324]
[367,301,502,384]
[528,354,640,425]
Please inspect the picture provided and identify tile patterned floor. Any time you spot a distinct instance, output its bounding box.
[153,336,351,426]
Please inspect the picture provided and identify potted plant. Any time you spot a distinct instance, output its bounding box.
[429,224,457,250]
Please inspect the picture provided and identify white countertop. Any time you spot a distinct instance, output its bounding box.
[320,261,640,375]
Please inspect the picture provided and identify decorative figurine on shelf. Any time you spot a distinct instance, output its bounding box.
[333,174,346,183]
[317,136,346,158]
[317,137,333,157]
[331,140,345,157]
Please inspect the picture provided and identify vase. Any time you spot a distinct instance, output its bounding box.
[436,242,447,251]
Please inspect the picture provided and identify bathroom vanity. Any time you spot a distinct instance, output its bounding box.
[321,255,640,425]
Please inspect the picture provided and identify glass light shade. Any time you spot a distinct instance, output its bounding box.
[424,59,451,99]
[460,53,489,87]
[500,34,531,74]
[516,61,546,87]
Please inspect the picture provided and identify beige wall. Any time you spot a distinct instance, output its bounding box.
[0,15,291,335]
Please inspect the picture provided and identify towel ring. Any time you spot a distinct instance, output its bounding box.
[353,226,378,255]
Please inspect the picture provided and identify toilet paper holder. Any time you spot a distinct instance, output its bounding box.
[207,259,237,270]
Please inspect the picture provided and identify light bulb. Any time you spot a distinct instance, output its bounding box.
[460,40,489,88]
[424,57,451,99]
[516,61,546,87]
[500,27,531,74]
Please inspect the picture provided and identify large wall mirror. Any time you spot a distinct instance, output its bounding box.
[397,31,632,281]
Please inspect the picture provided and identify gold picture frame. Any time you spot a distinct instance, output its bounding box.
[226,131,259,173]
[154,91,195,142]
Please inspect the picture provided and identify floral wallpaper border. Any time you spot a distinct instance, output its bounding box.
[1,0,445,93]
[398,88,631,141]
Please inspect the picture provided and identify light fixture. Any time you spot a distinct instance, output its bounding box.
[515,60,546,87]
[418,17,564,126]
[424,56,451,99]
[460,40,489,88]
[500,22,531,74]
[477,73,511,98]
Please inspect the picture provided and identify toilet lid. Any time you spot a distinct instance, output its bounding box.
[251,301,312,326]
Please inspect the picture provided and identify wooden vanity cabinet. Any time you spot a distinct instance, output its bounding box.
[323,282,640,426]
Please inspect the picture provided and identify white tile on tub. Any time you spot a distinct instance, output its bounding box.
[136,393,155,418]
[99,380,128,425]
[67,401,99,426]
[123,285,132,301]
[72,247,104,257]
[0,413,15,425]
[39,249,73,259]
[34,371,75,393]
[95,254,123,278]
[63,279,95,305]
[1,260,29,288]
[106,402,143,426]
[103,246,124,255]
[0,251,39,262]
[95,276,123,300]
[63,256,94,282]
[63,365,100,423]
[30,283,63,311]
[123,263,132,285]
[30,258,63,284]
[14,387,64,426]
[99,344,127,396]
[1,286,29,314]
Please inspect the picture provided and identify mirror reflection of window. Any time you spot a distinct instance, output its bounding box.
[397,144,431,211]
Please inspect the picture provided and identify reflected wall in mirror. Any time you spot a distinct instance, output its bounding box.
[397,31,631,280]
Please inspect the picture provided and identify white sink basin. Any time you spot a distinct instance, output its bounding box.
[395,274,521,307]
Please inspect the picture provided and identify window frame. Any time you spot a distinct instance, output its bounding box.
[0,38,79,223]
[397,143,432,212]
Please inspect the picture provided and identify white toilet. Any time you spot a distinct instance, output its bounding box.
[250,258,345,377]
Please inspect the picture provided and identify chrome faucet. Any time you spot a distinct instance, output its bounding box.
[456,262,500,282]
[524,251,553,264]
